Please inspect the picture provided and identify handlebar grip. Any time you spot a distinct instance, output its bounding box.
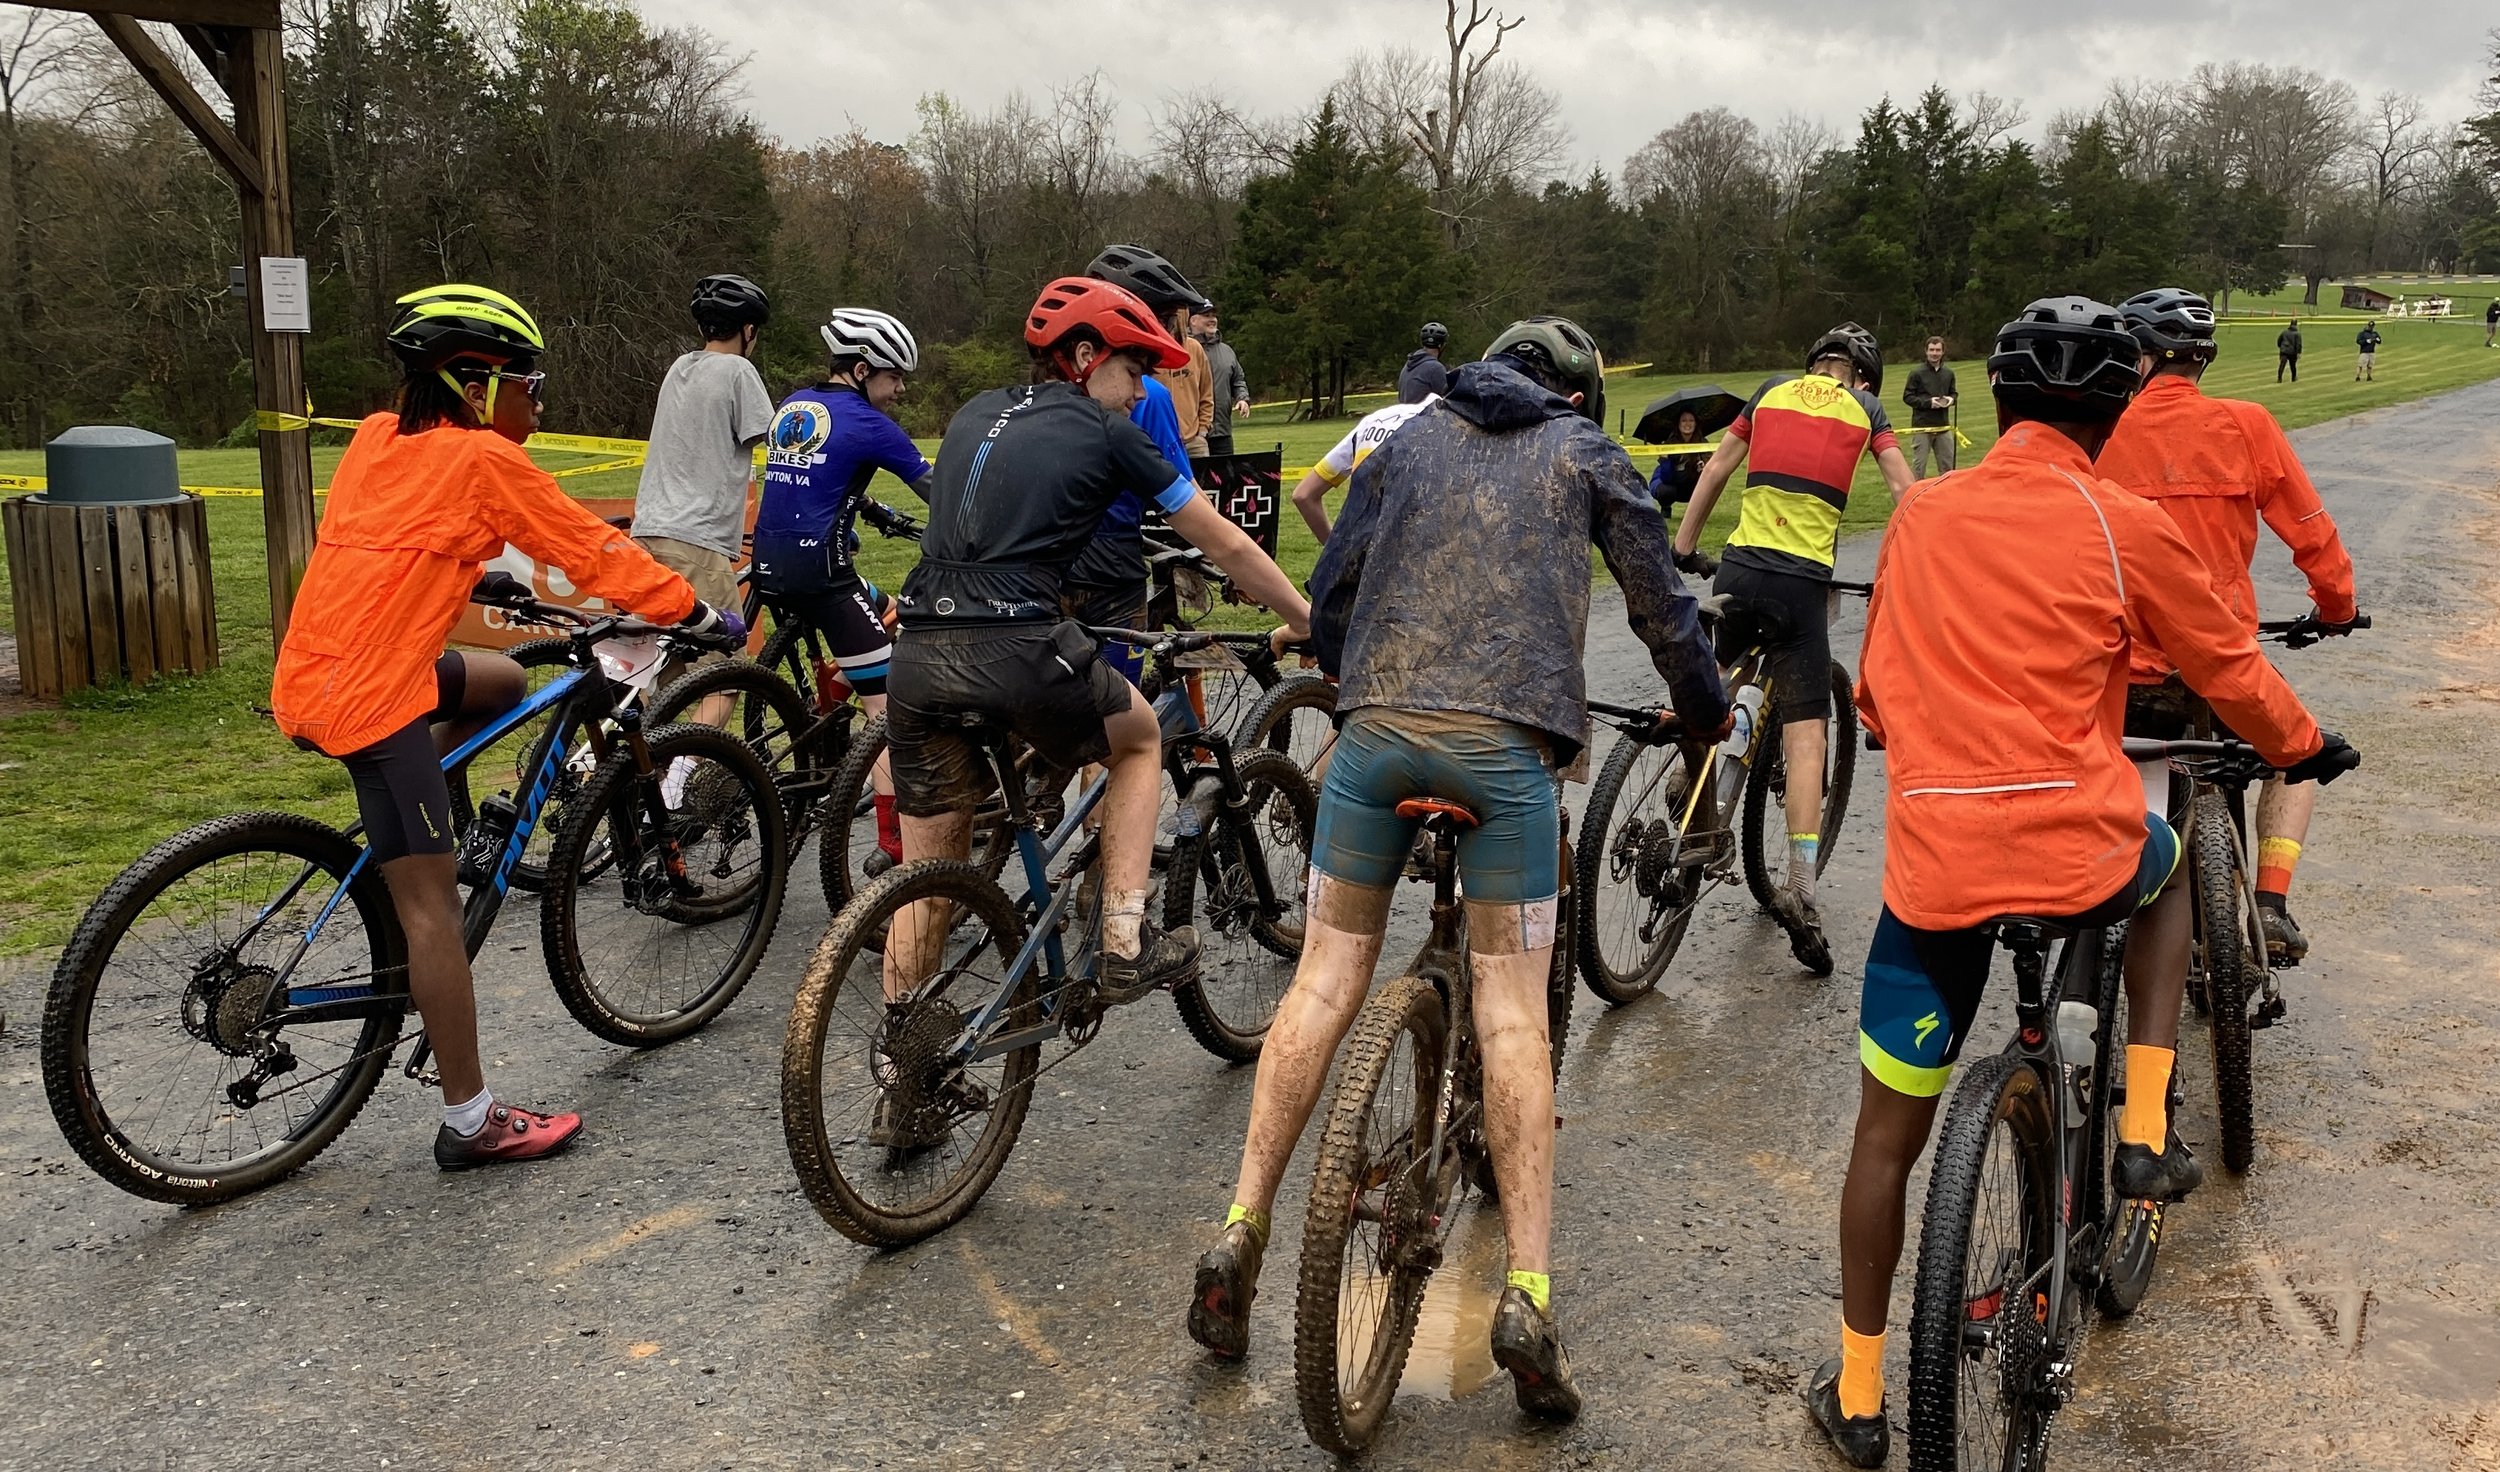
[470,571,531,606]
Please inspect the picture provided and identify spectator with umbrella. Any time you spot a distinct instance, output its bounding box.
[1635,385,1743,509]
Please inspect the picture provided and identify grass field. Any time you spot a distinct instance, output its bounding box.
[5,312,2498,961]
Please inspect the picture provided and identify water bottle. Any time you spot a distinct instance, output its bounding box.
[2055,1000,2099,1129]
[1712,686,1765,809]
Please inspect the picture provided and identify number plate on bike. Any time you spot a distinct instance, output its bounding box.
[596,633,666,690]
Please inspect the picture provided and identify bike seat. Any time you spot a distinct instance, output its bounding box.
[1396,798,1480,829]
[1697,594,1734,620]
[1980,915,2081,943]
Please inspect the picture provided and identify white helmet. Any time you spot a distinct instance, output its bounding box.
[821,307,919,373]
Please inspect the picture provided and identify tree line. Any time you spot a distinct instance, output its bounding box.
[0,0,2494,446]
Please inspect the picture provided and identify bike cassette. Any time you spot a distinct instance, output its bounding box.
[184,960,279,1058]
[875,1000,977,1138]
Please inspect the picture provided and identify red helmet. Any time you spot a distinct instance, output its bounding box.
[1025,276,1190,374]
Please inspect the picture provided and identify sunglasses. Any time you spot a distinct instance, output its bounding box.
[496,369,547,403]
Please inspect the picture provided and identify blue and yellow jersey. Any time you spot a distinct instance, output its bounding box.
[1722,372,1898,580]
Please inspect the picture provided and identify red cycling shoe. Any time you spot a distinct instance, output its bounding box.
[433,1102,584,1171]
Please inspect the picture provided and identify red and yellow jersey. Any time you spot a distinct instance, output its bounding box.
[272,414,695,755]
[2094,374,2357,682]
[1723,371,1899,579]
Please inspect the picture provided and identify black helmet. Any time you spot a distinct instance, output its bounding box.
[1419,321,1449,348]
[1085,244,1209,318]
[1988,296,2143,423]
[691,273,770,335]
[1806,322,1882,394]
[2118,287,2217,366]
[1484,315,1606,424]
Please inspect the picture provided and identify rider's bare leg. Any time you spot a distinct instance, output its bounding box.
[884,808,972,1001]
[380,851,483,1104]
[1781,715,1828,900]
[1225,879,1393,1216]
[1473,926,1557,1276]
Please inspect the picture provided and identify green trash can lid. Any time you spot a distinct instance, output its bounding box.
[40,425,185,505]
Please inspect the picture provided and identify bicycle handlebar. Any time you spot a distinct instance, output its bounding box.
[1829,579,1874,596]
[2121,736,2282,787]
[468,573,739,652]
[2257,611,2370,649]
[1589,697,1687,742]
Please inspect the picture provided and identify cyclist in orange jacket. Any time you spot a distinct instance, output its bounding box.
[2100,288,2362,966]
[272,285,737,1171]
[1805,297,2359,1466]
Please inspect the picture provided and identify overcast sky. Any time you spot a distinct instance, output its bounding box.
[644,0,2495,174]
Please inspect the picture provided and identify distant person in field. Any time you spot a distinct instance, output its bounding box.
[1647,408,1706,508]
[2355,320,2382,381]
[2276,319,2302,383]
[2485,298,2499,348]
[1399,321,1451,403]
[1901,335,1957,477]
[1196,303,1251,456]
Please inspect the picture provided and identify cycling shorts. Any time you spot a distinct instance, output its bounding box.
[1063,579,1149,685]
[885,621,1135,818]
[757,562,893,698]
[1856,812,2181,1098]
[1310,709,1560,950]
[326,651,465,864]
[1711,561,1831,723]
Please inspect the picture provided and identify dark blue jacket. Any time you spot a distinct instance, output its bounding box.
[1309,358,1729,763]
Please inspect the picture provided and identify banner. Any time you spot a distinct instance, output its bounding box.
[1195,448,1285,555]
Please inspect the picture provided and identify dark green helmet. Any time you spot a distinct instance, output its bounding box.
[1483,315,1605,423]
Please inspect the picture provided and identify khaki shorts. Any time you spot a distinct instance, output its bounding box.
[638,535,739,680]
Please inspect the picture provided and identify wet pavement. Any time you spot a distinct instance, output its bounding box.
[7,382,2500,1469]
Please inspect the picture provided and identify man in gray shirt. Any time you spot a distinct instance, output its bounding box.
[632,274,775,683]
[1195,303,1251,456]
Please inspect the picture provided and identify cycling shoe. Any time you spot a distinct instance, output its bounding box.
[1098,922,1200,1003]
[2112,1139,2204,1202]
[1770,890,1835,977]
[1187,1218,1265,1360]
[1490,1286,1582,1422]
[2259,899,2307,967]
[434,1102,584,1171]
[1805,1357,1889,1468]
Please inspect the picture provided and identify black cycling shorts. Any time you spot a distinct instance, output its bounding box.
[1712,560,1832,723]
[329,651,464,864]
[885,621,1137,817]
[763,578,892,697]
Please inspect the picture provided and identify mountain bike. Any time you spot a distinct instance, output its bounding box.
[1905,736,2285,1470]
[1572,580,1865,1003]
[2173,611,2368,1174]
[779,627,1317,1248]
[1290,794,1577,1455]
[41,582,779,1205]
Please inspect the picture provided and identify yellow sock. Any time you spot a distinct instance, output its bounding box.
[1840,1325,1885,1419]
[1224,1202,1269,1248]
[1506,1270,1550,1314]
[2120,1045,2175,1153]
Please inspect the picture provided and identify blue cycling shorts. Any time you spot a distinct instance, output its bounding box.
[1310,710,1560,951]
[1857,812,2181,1098]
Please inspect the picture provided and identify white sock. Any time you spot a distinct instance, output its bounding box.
[444,1087,493,1138]
[661,755,695,808]
[1103,890,1149,961]
[1786,834,1820,904]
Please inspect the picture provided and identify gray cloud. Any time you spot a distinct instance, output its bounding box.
[649,0,2496,171]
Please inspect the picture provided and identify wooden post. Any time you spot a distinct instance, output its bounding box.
[228,25,314,649]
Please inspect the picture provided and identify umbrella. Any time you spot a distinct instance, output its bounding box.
[1635,385,1744,445]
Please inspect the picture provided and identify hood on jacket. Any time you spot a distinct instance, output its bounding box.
[1440,357,1580,432]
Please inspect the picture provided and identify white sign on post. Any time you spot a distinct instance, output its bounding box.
[258,257,311,333]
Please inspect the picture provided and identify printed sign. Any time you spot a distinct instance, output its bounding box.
[1195,449,1286,555]
[259,257,312,333]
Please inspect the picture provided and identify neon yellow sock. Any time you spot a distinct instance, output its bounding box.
[2120,1045,2175,1153]
[1223,1202,1269,1248]
[1840,1325,1885,1419]
[1506,1269,1550,1314]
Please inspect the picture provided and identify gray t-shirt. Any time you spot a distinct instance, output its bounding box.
[630,349,774,556]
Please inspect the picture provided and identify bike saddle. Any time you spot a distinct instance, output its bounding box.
[1697,594,1735,619]
[1395,798,1480,829]
[1980,915,2081,944]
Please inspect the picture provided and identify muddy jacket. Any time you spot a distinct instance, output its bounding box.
[1308,358,1729,764]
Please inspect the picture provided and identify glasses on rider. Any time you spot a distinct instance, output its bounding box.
[496,370,547,404]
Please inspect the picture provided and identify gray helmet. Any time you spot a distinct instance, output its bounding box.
[1988,296,2143,422]
[1419,321,1449,348]
[1085,244,1210,317]
[1807,322,1883,394]
[1484,315,1605,423]
[691,274,770,335]
[2119,287,2218,365]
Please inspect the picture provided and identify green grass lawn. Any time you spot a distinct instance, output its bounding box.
[5,316,2497,964]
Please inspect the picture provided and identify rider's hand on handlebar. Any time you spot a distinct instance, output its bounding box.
[1674,547,1717,580]
[2282,729,2360,786]
[2313,606,2365,637]
[1695,707,1735,744]
[676,600,746,648]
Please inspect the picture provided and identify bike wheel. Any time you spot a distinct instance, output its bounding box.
[1168,750,1317,1062]
[1740,661,1859,911]
[781,860,1040,1247]
[648,657,836,858]
[817,716,1041,920]
[1294,974,1449,1455]
[42,813,408,1204]
[2191,793,2256,1173]
[1907,1052,2060,1472]
[1241,673,1339,779]
[1574,732,1702,1005]
[2092,920,2169,1319]
[540,723,787,1046]
[447,637,577,891]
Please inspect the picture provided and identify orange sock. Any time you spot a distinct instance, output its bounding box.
[1840,1325,1885,1419]
[2120,1044,2175,1153]
[2256,837,2302,899]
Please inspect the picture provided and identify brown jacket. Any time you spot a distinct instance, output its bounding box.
[1158,336,1216,451]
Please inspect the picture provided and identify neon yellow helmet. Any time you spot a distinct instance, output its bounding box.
[387,284,546,375]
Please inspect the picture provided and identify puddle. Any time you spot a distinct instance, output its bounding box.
[1397,1201,1509,1401]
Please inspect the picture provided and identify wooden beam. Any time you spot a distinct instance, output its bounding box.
[228,23,314,647]
[37,0,278,29]
[173,22,228,91]
[93,14,261,194]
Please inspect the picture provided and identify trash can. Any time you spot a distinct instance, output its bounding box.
[1,425,217,696]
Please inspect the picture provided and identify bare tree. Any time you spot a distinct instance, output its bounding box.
[1333,0,1567,247]
[1148,87,1287,267]
[2353,91,2438,267]
[0,10,115,439]
[2179,62,2359,214]
[2096,78,2188,180]
[911,90,1037,317]
[1966,91,2028,150]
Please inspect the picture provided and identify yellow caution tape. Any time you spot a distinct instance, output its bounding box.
[1895,424,1976,448]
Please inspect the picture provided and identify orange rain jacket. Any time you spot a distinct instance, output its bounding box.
[2094,374,2357,682]
[1857,422,2321,931]
[272,414,696,756]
